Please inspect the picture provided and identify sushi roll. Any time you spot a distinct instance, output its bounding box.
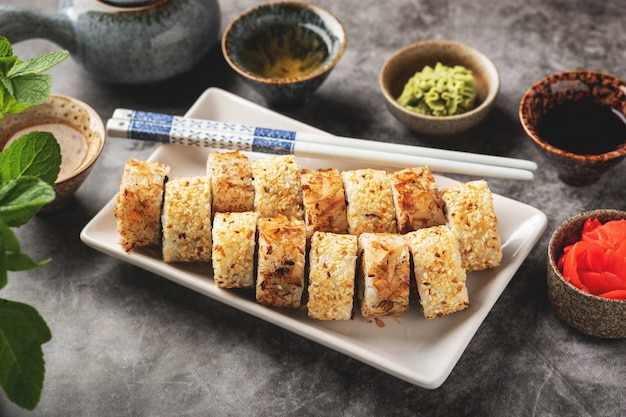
[357,233,411,318]
[207,150,255,214]
[441,180,503,272]
[405,226,469,319]
[251,155,304,221]
[161,176,212,263]
[341,169,397,235]
[256,215,307,309]
[300,167,349,241]
[388,166,446,234]
[114,158,170,252]
[307,232,358,320]
[212,211,259,289]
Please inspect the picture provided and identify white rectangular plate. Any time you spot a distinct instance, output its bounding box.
[80,88,547,389]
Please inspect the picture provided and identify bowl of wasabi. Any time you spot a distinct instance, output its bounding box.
[380,40,500,136]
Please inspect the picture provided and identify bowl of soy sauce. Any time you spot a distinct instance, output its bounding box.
[519,70,626,186]
[222,1,347,110]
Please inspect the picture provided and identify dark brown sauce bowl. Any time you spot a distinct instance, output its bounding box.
[519,70,626,186]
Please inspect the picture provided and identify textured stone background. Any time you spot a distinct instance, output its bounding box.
[1,0,625,416]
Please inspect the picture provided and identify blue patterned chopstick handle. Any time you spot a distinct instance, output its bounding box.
[120,117,295,155]
[129,110,298,141]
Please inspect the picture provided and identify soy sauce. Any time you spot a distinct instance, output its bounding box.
[537,99,626,155]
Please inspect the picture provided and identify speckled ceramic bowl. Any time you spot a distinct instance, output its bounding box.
[222,1,347,109]
[379,40,500,136]
[0,94,105,211]
[547,209,626,338]
[520,71,626,186]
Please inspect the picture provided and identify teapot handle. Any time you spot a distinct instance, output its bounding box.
[0,6,76,52]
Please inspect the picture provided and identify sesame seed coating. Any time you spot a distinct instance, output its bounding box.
[161,176,212,263]
[441,180,503,272]
[207,151,255,214]
[256,216,307,309]
[406,226,469,319]
[342,169,397,236]
[212,211,259,289]
[307,232,358,320]
[115,158,170,252]
[252,155,304,220]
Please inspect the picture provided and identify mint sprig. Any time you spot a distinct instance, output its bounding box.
[0,35,68,123]
[0,130,61,187]
[0,298,52,410]
[0,133,59,410]
[0,36,67,410]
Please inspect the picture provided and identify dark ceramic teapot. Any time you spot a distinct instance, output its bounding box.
[0,0,221,84]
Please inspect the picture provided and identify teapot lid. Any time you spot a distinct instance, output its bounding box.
[100,0,165,7]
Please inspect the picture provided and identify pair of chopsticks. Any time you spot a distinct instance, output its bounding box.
[106,109,537,180]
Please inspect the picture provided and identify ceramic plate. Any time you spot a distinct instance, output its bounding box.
[80,88,547,389]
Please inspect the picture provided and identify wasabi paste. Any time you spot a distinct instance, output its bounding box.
[397,62,476,116]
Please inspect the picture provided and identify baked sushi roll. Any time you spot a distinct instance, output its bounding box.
[115,158,170,252]
[388,166,446,234]
[301,168,349,241]
[212,211,259,289]
[256,215,307,309]
[441,180,503,272]
[161,176,212,263]
[405,226,469,319]
[357,233,410,318]
[251,155,304,220]
[341,169,397,236]
[207,151,254,214]
[307,232,358,320]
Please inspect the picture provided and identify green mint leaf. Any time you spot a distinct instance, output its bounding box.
[0,74,11,93]
[0,38,66,125]
[0,238,6,289]
[7,50,68,78]
[0,218,19,252]
[0,75,15,113]
[0,298,51,410]
[11,74,51,106]
[0,36,12,58]
[3,98,30,116]
[0,87,5,124]
[0,230,16,254]
[0,178,55,227]
[0,56,17,76]
[0,220,49,276]
[7,252,50,272]
[0,131,61,186]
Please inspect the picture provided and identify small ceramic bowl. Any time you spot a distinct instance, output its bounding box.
[519,71,626,186]
[547,209,626,338]
[379,40,500,136]
[222,1,347,109]
[0,94,105,211]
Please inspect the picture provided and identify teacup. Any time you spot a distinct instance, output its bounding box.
[519,70,626,186]
[0,94,105,211]
[222,1,347,109]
